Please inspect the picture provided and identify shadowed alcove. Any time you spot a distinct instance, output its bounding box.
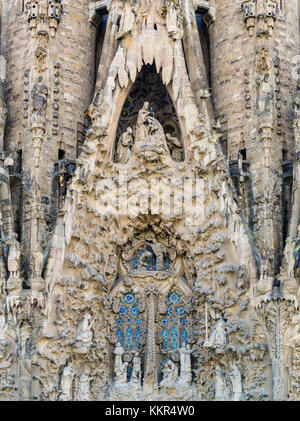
[114,64,184,163]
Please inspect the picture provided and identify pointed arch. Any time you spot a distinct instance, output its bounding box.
[110,63,189,162]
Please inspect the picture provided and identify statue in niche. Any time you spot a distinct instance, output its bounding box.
[74,314,94,353]
[115,360,128,385]
[293,79,300,118]
[166,133,182,161]
[60,362,75,401]
[7,233,21,278]
[133,242,170,272]
[178,343,192,383]
[31,245,45,307]
[114,342,124,374]
[159,360,178,394]
[133,102,170,162]
[204,319,227,349]
[256,73,273,117]
[135,102,153,139]
[151,239,168,271]
[138,248,153,269]
[214,365,228,401]
[31,245,44,278]
[281,237,296,278]
[130,352,142,384]
[116,127,134,164]
[77,370,91,401]
[230,364,243,401]
[31,76,48,119]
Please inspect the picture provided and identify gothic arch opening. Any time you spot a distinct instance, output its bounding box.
[94,8,109,85]
[195,8,211,88]
[114,64,184,163]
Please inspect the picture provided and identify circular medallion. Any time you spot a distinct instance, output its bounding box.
[123,293,135,305]
[168,292,180,305]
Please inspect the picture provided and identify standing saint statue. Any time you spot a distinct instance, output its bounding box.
[214,365,228,401]
[116,126,134,164]
[60,362,75,401]
[7,233,21,278]
[114,342,124,374]
[166,133,182,161]
[74,314,94,353]
[179,343,192,383]
[130,352,142,383]
[230,364,243,401]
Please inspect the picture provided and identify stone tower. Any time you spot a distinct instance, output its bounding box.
[0,0,298,401]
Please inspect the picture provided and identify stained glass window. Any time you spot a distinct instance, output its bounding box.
[160,291,189,351]
[115,293,141,351]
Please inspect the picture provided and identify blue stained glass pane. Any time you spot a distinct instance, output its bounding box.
[132,257,138,269]
[180,327,188,346]
[125,326,133,350]
[171,317,178,324]
[116,319,122,326]
[119,305,127,316]
[135,328,141,350]
[170,327,178,350]
[176,305,185,317]
[126,317,132,323]
[127,365,132,382]
[166,306,173,316]
[161,356,168,365]
[181,318,187,326]
[164,255,171,269]
[116,328,123,345]
[162,328,168,350]
[136,319,142,325]
[124,293,135,305]
[168,292,180,305]
[131,305,139,317]
[161,318,168,326]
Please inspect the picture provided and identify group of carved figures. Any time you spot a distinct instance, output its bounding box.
[115,102,183,164]
[112,341,192,395]
[132,243,170,272]
[214,364,243,401]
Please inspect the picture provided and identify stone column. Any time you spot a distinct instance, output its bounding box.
[143,287,158,397]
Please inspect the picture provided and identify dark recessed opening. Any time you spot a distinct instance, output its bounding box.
[282,149,288,161]
[58,149,65,160]
[240,148,247,160]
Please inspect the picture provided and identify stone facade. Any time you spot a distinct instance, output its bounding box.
[0,0,298,401]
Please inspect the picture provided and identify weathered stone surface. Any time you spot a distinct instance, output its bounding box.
[0,0,298,401]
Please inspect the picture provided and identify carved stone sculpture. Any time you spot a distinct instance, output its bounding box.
[77,370,90,401]
[74,314,94,353]
[159,360,178,395]
[178,343,192,384]
[257,73,273,117]
[166,133,182,161]
[230,364,243,401]
[133,102,170,163]
[116,127,133,164]
[214,365,228,401]
[60,362,75,401]
[204,320,227,349]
